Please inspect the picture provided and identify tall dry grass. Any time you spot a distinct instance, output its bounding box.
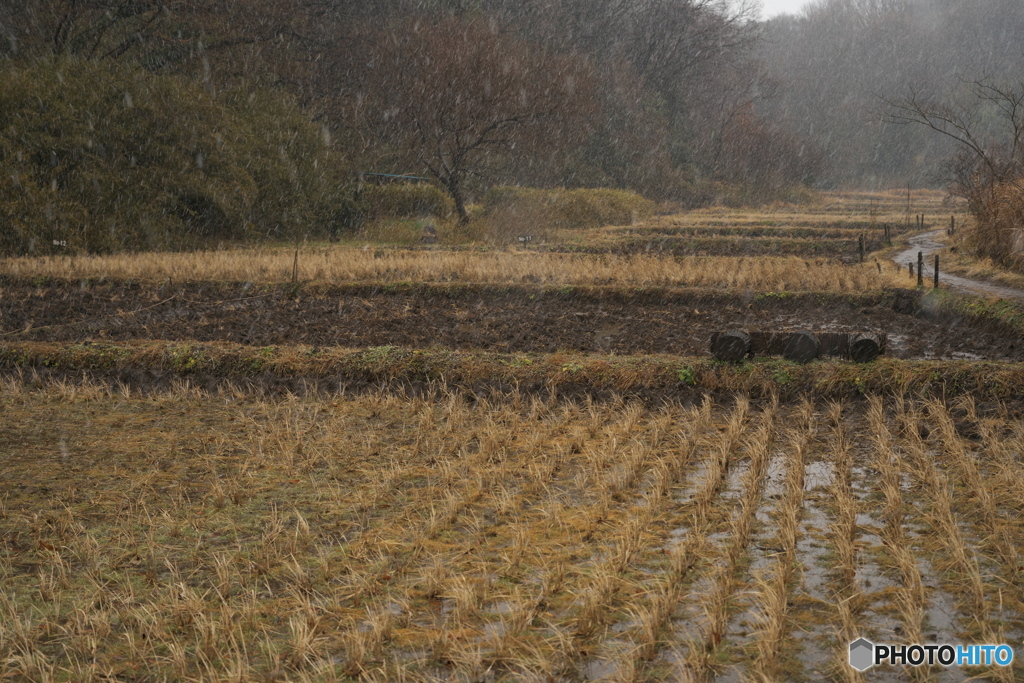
[867,396,927,681]
[747,400,810,681]
[2,247,906,291]
[966,178,1024,270]
[899,401,1012,681]
[825,401,864,683]
[687,398,777,680]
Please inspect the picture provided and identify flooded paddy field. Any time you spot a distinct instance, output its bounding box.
[2,383,1022,681]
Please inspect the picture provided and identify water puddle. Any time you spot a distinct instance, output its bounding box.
[676,459,710,505]
[797,505,832,597]
[720,462,749,501]
[935,351,986,361]
[850,461,902,641]
[763,452,788,498]
[804,460,833,491]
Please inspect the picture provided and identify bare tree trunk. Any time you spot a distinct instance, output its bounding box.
[453,195,469,226]
[443,176,470,225]
[53,0,79,54]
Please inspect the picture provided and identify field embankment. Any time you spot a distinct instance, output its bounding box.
[3,339,1024,403]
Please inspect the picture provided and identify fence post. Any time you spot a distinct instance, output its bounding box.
[917,251,924,287]
[906,184,911,228]
[859,234,864,263]
[908,262,913,278]
[934,254,939,289]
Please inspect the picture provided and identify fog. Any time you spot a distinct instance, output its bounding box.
[2,0,1023,254]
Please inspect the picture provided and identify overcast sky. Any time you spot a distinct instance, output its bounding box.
[760,0,811,19]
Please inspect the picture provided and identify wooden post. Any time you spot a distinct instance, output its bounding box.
[711,329,751,362]
[906,184,911,228]
[784,330,820,364]
[950,215,955,236]
[908,262,913,278]
[917,251,923,287]
[934,254,939,289]
[858,234,864,263]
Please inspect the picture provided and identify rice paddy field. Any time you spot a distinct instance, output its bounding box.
[3,190,1024,682]
[0,189,948,285]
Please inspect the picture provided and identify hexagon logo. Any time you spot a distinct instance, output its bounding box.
[849,638,875,671]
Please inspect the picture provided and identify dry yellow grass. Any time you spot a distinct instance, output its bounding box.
[571,187,958,239]
[824,401,864,683]
[1,247,908,292]
[867,397,926,670]
[2,377,1022,681]
[747,402,810,680]
[938,248,1024,290]
[4,189,956,291]
[4,188,970,294]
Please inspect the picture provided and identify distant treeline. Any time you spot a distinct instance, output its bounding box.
[3,0,1024,254]
[760,0,1024,187]
[0,0,824,254]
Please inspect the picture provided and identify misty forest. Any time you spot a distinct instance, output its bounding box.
[1,0,1023,260]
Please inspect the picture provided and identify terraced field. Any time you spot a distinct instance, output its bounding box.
[562,189,954,260]
[3,190,1023,682]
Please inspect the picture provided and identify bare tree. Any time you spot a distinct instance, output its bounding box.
[886,80,1024,205]
[887,79,1024,263]
[0,0,168,60]
[364,18,595,224]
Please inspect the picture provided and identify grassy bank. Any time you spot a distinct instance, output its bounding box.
[2,340,1023,402]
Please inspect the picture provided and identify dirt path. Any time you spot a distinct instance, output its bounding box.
[893,230,1024,302]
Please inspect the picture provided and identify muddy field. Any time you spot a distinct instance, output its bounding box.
[2,382,1022,681]
[3,278,1021,361]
